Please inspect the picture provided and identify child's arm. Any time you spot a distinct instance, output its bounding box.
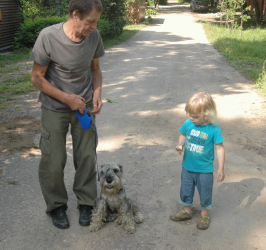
[176,134,186,155]
[216,142,225,182]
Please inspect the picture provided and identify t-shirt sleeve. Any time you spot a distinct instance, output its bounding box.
[213,125,224,144]
[179,119,190,135]
[29,29,51,66]
[93,30,105,59]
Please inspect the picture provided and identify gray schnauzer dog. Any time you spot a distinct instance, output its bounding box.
[89,162,143,233]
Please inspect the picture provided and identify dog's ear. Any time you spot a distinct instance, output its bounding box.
[117,164,123,173]
[101,164,108,169]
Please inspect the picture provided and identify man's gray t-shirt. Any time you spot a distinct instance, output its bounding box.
[30,22,105,112]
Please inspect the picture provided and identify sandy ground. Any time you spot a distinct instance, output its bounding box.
[1,2,266,250]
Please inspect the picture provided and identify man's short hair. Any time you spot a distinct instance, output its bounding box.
[69,0,103,19]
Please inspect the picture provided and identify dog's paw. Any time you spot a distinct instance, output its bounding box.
[89,224,101,232]
[125,226,136,234]
[134,212,144,224]
[116,219,122,225]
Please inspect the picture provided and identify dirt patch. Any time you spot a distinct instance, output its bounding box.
[0,112,41,158]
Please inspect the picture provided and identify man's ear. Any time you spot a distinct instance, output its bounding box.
[72,10,80,20]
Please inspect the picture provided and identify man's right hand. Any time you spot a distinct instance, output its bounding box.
[65,94,86,114]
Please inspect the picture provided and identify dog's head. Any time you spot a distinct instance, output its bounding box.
[100,162,123,194]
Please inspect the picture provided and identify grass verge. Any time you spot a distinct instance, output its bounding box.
[201,21,266,95]
[0,23,147,111]
[103,23,147,49]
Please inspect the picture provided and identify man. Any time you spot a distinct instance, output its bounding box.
[30,0,105,229]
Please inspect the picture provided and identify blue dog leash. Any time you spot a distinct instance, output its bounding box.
[75,109,100,182]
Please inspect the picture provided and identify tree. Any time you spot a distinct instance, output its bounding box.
[253,0,265,25]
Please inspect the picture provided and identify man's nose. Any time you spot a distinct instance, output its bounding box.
[91,21,97,29]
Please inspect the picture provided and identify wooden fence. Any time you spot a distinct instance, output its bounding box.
[0,0,21,50]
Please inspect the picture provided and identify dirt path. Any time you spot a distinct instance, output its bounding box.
[1,2,266,250]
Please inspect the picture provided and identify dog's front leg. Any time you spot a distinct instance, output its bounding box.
[117,201,136,234]
[89,200,107,232]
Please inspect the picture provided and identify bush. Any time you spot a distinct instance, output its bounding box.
[19,0,69,21]
[14,0,127,48]
[13,16,67,49]
[97,19,112,38]
[159,0,167,4]
[101,0,126,37]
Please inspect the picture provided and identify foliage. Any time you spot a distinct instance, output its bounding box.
[20,0,42,20]
[13,16,68,49]
[146,0,155,6]
[19,0,69,21]
[256,61,266,95]
[217,0,251,29]
[125,0,146,23]
[145,8,159,15]
[159,0,168,4]
[101,0,127,37]
[146,0,166,8]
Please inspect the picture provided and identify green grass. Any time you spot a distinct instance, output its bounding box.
[103,23,147,49]
[0,49,31,68]
[202,22,266,95]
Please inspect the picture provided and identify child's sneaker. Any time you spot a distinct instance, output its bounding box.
[197,215,210,230]
[170,210,192,221]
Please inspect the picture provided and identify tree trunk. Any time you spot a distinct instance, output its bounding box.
[253,0,264,24]
[155,0,159,9]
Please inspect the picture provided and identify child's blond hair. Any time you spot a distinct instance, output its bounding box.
[185,92,217,124]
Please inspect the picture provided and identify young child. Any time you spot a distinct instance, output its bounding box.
[170,91,225,230]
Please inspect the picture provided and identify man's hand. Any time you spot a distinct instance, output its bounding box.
[65,94,86,114]
[90,93,103,114]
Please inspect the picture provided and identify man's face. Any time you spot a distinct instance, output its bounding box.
[75,8,101,36]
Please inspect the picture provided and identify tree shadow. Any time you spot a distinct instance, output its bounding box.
[217,178,265,209]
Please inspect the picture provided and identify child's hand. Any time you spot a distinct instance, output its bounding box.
[217,169,225,182]
[176,144,184,155]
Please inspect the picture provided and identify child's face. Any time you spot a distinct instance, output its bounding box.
[188,114,204,125]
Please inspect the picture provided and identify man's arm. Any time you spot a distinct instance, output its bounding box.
[90,57,103,115]
[216,142,225,182]
[31,62,86,113]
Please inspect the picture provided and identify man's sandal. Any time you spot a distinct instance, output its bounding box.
[170,210,192,222]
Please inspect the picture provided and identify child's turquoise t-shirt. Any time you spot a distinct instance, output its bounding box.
[179,119,224,173]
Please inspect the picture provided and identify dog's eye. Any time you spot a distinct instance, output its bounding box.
[113,169,119,173]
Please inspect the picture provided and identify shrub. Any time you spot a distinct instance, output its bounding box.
[97,19,112,38]
[13,16,67,49]
[159,0,167,4]
[101,0,126,37]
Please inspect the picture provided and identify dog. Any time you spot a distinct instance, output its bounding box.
[89,162,143,233]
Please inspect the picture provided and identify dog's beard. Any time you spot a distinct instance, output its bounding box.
[102,180,122,195]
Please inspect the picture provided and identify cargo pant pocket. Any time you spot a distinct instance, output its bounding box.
[39,129,51,156]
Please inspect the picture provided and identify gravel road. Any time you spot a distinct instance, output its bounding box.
[1,2,266,250]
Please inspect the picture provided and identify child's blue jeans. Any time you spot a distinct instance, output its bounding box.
[180,167,213,210]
